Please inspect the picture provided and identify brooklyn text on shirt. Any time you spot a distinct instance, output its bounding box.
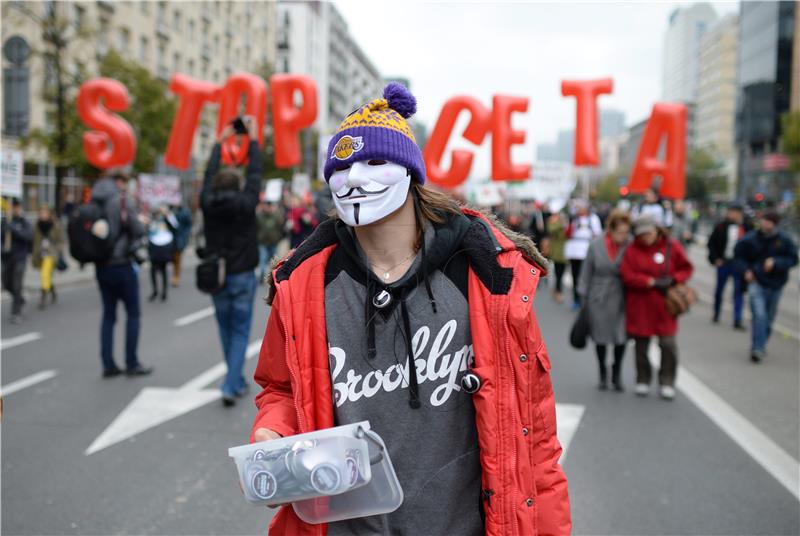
[330,319,474,408]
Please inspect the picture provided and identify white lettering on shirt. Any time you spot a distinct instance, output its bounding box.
[330,319,474,408]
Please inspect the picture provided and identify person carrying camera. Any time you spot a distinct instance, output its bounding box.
[91,172,153,377]
[200,115,262,406]
[250,84,570,535]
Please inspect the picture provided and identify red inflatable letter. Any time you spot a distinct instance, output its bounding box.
[561,78,613,166]
[271,74,318,169]
[216,73,269,166]
[77,78,136,169]
[422,96,491,188]
[628,103,688,199]
[491,95,530,181]
[164,74,222,170]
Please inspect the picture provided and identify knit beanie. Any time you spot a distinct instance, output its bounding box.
[324,82,426,184]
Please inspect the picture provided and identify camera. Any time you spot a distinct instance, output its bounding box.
[231,116,248,135]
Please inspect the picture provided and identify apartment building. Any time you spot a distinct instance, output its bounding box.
[2,0,277,167]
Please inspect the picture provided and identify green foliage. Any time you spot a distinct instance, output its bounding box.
[685,148,728,202]
[593,173,622,204]
[781,111,800,172]
[99,51,176,173]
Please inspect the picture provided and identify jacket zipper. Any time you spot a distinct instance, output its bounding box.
[503,304,520,536]
[483,488,495,508]
[279,294,307,434]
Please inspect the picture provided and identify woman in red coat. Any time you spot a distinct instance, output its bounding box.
[620,215,693,400]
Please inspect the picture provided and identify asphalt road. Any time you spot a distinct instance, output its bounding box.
[2,250,798,535]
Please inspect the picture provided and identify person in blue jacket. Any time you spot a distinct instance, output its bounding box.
[734,211,798,363]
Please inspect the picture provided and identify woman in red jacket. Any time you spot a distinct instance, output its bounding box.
[620,215,693,400]
[250,83,571,535]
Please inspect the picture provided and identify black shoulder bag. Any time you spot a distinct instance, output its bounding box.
[195,229,227,294]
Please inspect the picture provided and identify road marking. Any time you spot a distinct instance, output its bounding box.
[1,332,43,351]
[174,307,215,327]
[85,340,262,455]
[0,370,58,396]
[555,403,585,464]
[648,348,800,501]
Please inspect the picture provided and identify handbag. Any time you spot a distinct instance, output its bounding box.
[56,253,68,272]
[195,229,227,294]
[662,241,697,317]
[196,254,227,294]
[569,306,590,349]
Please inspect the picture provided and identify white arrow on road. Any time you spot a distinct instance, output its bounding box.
[86,338,587,461]
[85,340,262,456]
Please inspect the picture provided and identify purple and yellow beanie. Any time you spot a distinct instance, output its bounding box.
[324,82,426,184]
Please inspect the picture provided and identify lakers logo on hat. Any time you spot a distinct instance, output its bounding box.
[332,135,364,160]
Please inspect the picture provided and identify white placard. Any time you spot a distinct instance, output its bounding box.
[507,161,576,204]
[138,174,182,207]
[0,149,24,198]
[292,172,311,197]
[264,178,284,203]
[467,181,506,207]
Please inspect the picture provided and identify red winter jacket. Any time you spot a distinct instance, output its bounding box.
[251,208,571,536]
[620,235,694,337]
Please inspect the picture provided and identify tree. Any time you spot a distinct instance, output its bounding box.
[11,2,95,209]
[98,51,176,173]
[781,111,800,172]
[685,148,728,202]
[593,172,622,204]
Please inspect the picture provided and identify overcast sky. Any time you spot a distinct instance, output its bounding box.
[333,0,738,178]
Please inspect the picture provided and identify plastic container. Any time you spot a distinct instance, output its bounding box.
[229,421,403,524]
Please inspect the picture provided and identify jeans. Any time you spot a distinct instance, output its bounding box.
[213,270,257,397]
[258,244,278,283]
[96,263,141,371]
[2,257,26,315]
[714,261,743,324]
[749,282,783,353]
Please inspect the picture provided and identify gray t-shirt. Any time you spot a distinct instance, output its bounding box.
[325,234,483,535]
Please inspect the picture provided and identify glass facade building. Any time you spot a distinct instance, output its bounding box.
[735,1,796,199]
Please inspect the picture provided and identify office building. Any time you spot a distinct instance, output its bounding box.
[276,1,383,136]
[696,14,738,195]
[735,1,796,199]
[662,3,718,103]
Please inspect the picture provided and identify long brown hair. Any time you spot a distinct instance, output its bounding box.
[412,183,462,224]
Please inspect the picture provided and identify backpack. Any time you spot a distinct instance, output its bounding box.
[68,201,113,264]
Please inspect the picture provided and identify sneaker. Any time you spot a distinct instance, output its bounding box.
[750,350,765,363]
[660,386,676,400]
[102,367,123,378]
[222,395,236,407]
[733,322,746,331]
[126,364,154,376]
[712,314,720,324]
[634,383,650,396]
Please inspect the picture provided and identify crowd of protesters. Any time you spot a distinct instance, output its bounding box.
[497,187,798,400]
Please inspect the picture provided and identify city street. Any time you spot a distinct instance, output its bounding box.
[2,246,798,535]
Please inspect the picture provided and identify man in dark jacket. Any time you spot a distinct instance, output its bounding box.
[91,173,152,377]
[2,198,33,323]
[201,115,261,406]
[707,203,749,328]
[734,211,798,362]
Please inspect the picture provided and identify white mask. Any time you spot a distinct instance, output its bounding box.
[329,160,411,226]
